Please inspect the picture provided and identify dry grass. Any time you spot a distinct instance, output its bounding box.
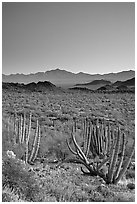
[2,88,135,202]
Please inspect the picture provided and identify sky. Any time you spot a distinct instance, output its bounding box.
[2,2,135,75]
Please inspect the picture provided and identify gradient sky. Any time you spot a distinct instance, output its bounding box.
[2,2,135,75]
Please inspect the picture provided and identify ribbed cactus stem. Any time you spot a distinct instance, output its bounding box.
[82,118,86,136]
[19,114,23,144]
[25,113,32,163]
[95,120,100,155]
[82,119,89,155]
[107,138,117,181]
[108,126,121,183]
[113,132,126,181]
[71,131,89,164]
[97,156,109,170]
[114,139,135,184]
[13,113,17,144]
[111,126,115,146]
[99,121,103,151]
[28,119,39,163]
[66,137,78,155]
[98,143,114,170]
[84,122,92,157]
[100,124,106,155]
[21,113,26,143]
[107,123,111,155]
[104,125,108,155]
[66,118,134,185]
[32,125,41,162]
[90,127,97,158]
[92,125,98,156]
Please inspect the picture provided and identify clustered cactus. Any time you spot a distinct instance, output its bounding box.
[8,112,41,164]
[67,118,135,184]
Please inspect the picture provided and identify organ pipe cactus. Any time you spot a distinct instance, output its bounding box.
[11,112,41,164]
[67,118,135,184]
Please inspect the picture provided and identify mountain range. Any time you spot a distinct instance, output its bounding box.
[2,69,135,87]
[2,77,135,93]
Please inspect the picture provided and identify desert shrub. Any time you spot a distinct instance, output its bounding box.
[127,183,135,190]
[39,129,71,161]
[113,192,135,202]
[89,191,106,202]
[2,186,25,202]
[126,169,135,179]
[57,114,72,122]
[2,155,41,201]
[59,187,90,202]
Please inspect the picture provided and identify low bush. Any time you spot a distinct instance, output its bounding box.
[126,169,135,179]
[2,155,41,201]
[2,186,25,202]
[39,128,71,161]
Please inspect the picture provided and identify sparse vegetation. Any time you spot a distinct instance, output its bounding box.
[67,118,135,184]
[2,85,135,202]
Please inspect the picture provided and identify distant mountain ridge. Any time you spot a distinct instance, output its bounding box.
[113,77,135,87]
[75,79,111,86]
[2,69,135,86]
[97,77,135,92]
[2,80,59,92]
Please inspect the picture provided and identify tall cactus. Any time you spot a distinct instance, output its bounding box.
[28,119,39,163]
[31,125,41,162]
[25,113,32,163]
[11,112,41,164]
[66,117,135,184]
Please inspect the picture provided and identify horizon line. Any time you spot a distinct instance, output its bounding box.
[2,68,135,76]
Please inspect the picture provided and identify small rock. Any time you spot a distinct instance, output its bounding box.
[6,150,16,159]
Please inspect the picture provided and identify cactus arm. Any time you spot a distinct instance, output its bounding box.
[81,166,97,176]
[96,120,100,155]
[13,113,17,144]
[92,125,98,155]
[21,113,26,143]
[107,137,117,182]
[113,132,126,181]
[107,126,121,183]
[114,139,135,184]
[107,123,111,154]
[25,113,32,163]
[82,119,89,154]
[101,124,106,155]
[90,136,97,158]
[98,140,116,171]
[82,118,87,139]
[28,119,39,163]
[99,123,103,154]
[97,156,109,170]
[104,125,108,154]
[32,125,41,162]
[16,119,19,143]
[19,114,23,144]
[90,125,96,156]
[85,123,92,157]
[66,138,77,156]
[71,131,90,164]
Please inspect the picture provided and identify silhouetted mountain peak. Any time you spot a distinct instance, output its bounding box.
[2,69,135,86]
